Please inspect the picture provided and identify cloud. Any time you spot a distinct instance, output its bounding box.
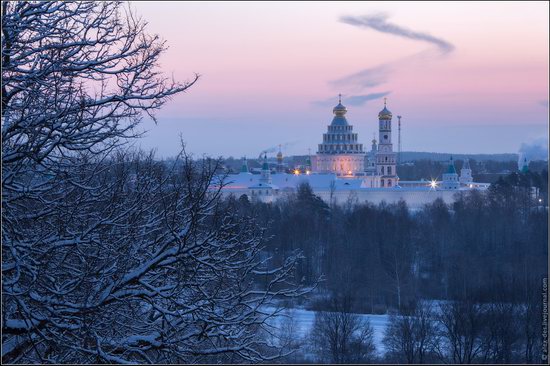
[331,14,455,91]
[340,13,454,54]
[538,100,549,108]
[330,64,390,90]
[313,91,391,107]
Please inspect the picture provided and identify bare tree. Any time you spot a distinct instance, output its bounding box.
[520,278,543,363]
[436,300,486,364]
[2,1,308,363]
[479,302,521,363]
[311,292,376,363]
[383,301,437,364]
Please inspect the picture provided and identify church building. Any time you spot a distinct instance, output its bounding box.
[311,95,365,176]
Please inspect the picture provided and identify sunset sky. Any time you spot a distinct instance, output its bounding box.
[131,1,549,159]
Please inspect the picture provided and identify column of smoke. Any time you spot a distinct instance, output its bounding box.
[518,138,549,169]
[259,141,299,159]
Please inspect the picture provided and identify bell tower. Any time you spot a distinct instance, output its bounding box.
[376,98,398,187]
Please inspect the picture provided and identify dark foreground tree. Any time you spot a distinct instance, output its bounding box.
[435,300,486,364]
[311,292,376,363]
[2,1,308,363]
[383,302,437,364]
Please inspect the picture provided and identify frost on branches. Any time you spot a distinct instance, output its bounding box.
[2,1,309,363]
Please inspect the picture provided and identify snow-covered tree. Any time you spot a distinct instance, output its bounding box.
[2,1,307,363]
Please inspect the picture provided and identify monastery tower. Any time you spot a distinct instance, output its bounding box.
[376,98,399,187]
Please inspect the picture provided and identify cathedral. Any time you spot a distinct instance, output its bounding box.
[311,95,365,176]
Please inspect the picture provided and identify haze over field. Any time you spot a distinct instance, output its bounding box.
[132,1,548,158]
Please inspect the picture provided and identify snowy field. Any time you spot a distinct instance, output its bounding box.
[265,307,390,357]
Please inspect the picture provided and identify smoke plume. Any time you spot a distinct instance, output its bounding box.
[518,137,549,167]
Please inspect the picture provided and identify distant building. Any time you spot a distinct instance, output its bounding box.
[365,136,377,176]
[441,157,459,190]
[214,96,491,207]
[375,99,398,188]
[276,146,284,173]
[459,158,473,185]
[520,157,529,174]
[311,94,365,176]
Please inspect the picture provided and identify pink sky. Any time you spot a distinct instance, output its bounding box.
[131,1,549,158]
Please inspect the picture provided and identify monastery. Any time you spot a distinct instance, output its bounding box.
[217,97,490,208]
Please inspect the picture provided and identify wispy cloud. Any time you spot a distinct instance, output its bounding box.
[330,64,390,90]
[340,13,454,54]
[538,99,549,108]
[313,92,391,107]
[331,14,454,91]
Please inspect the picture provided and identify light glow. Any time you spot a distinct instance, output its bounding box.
[293,169,300,175]
[430,180,438,189]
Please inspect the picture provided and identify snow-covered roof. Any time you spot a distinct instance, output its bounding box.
[223,172,338,190]
[217,172,490,193]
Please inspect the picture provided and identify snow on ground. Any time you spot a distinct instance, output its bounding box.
[265,306,390,356]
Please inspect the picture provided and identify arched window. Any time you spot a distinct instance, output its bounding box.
[381,179,385,187]
[388,180,392,187]
[387,166,392,174]
[381,166,384,174]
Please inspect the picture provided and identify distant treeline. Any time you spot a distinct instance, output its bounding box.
[398,151,519,162]
[397,159,548,182]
